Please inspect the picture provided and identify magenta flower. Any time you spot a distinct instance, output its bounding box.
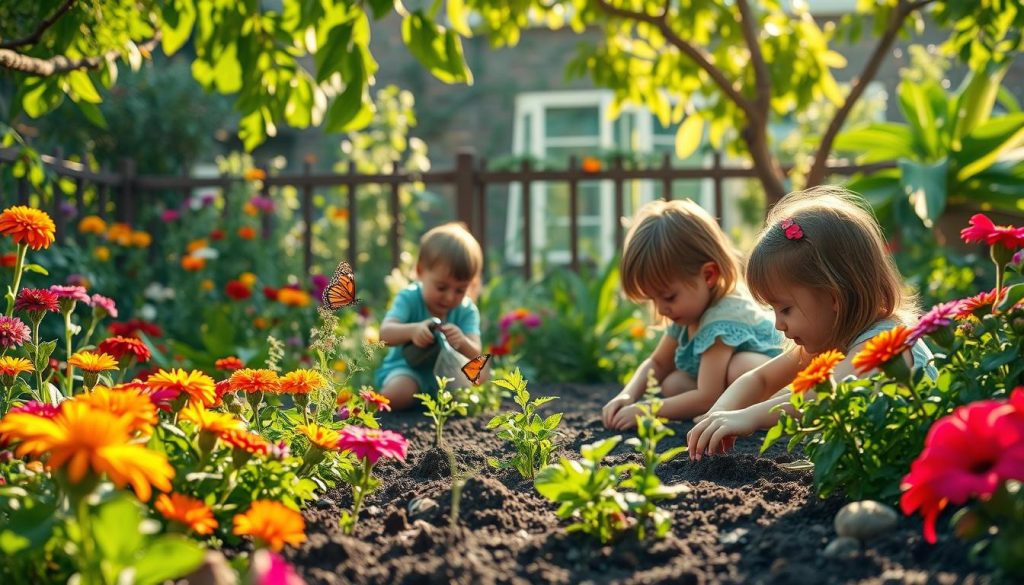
[960,214,1024,250]
[161,209,181,223]
[49,285,90,304]
[908,300,962,343]
[337,426,408,465]
[251,549,306,585]
[900,398,1024,543]
[311,274,329,300]
[249,196,275,213]
[0,315,30,349]
[14,288,60,314]
[90,293,118,319]
[9,401,59,418]
[522,313,542,329]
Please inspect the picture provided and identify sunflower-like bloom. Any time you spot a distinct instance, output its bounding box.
[155,492,218,535]
[68,351,119,373]
[229,368,280,394]
[279,370,328,395]
[180,401,244,434]
[0,356,33,378]
[98,336,152,363]
[0,401,173,501]
[790,350,845,394]
[297,424,340,451]
[215,356,245,371]
[233,500,306,551]
[0,206,56,250]
[147,368,217,407]
[852,325,912,375]
[76,385,158,435]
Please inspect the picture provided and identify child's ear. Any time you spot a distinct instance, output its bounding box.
[702,262,720,289]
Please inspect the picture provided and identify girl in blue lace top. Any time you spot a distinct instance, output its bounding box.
[602,199,784,430]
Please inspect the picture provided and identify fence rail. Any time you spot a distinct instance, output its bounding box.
[0,146,895,281]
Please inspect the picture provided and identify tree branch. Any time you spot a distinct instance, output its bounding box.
[591,0,757,117]
[805,0,938,186]
[735,0,770,118]
[0,35,160,77]
[0,0,78,50]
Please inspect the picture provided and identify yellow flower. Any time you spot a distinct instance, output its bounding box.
[233,500,306,551]
[297,423,340,450]
[332,361,348,373]
[279,370,327,395]
[76,385,157,435]
[155,493,218,535]
[335,390,352,406]
[180,402,243,434]
[68,351,119,373]
[276,288,311,307]
[93,246,111,262]
[201,279,214,291]
[628,321,646,340]
[130,231,152,248]
[0,356,33,378]
[229,368,280,394]
[78,215,107,235]
[0,206,56,250]
[239,272,258,287]
[0,401,174,501]
[147,368,217,407]
[186,239,208,254]
[790,350,846,395]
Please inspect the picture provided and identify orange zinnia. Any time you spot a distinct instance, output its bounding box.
[181,256,206,271]
[215,356,245,371]
[297,423,340,451]
[0,356,33,377]
[852,325,912,375]
[279,370,327,395]
[180,401,244,434]
[229,368,281,394]
[0,401,173,501]
[76,385,158,435]
[243,168,267,181]
[233,500,306,551]
[0,206,56,250]
[78,215,107,235]
[216,428,270,456]
[155,492,218,535]
[147,368,217,407]
[68,351,119,373]
[238,226,257,240]
[790,350,845,394]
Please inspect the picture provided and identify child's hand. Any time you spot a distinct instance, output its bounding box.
[608,402,642,431]
[601,393,634,429]
[686,409,758,460]
[411,320,437,347]
[438,323,467,352]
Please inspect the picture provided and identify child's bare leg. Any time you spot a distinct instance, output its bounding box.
[380,375,421,411]
[660,369,697,397]
[726,352,772,385]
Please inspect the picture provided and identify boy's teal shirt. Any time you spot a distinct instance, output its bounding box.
[374,282,481,391]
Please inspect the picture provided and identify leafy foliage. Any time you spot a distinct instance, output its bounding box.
[415,376,469,447]
[486,368,562,479]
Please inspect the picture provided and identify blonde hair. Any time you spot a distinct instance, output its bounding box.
[418,222,483,282]
[747,185,918,352]
[620,199,739,303]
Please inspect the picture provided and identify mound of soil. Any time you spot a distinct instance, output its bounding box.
[287,383,990,584]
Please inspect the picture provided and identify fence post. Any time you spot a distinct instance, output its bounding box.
[52,148,65,244]
[521,159,532,281]
[614,154,624,250]
[347,162,357,265]
[259,168,272,240]
[661,152,672,201]
[712,151,723,220]
[117,158,136,225]
[302,159,314,279]
[477,156,488,280]
[568,155,580,273]
[390,181,402,269]
[98,164,110,219]
[455,149,476,235]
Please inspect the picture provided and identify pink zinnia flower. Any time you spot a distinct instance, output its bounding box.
[14,288,60,313]
[49,285,90,304]
[0,315,30,349]
[960,214,1024,250]
[336,426,408,465]
[8,401,59,418]
[522,313,542,328]
[908,300,962,343]
[90,294,118,319]
[953,289,1000,320]
[251,548,306,585]
[900,399,1024,543]
[161,209,181,223]
[249,196,275,213]
[359,389,391,412]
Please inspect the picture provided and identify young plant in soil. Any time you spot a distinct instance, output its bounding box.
[486,368,561,479]
[415,376,469,447]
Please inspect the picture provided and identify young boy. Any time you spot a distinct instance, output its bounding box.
[376,222,484,410]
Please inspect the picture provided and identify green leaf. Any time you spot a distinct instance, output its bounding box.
[0,499,58,555]
[21,79,65,119]
[674,114,704,159]
[955,113,1024,182]
[67,71,103,103]
[581,436,620,462]
[133,535,206,585]
[22,263,49,275]
[898,158,949,227]
[161,0,197,55]
[760,423,783,453]
[835,123,915,161]
[33,339,57,372]
[93,496,144,565]
[447,0,473,36]
[76,101,109,130]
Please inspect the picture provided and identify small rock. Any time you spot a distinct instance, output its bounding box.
[834,500,898,541]
[315,498,334,509]
[407,496,439,519]
[823,536,860,559]
[182,551,237,585]
[366,505,382,517]
[719,527,749,546]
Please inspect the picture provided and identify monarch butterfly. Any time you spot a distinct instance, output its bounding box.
[461,353,491,385]
[322,260,363,310]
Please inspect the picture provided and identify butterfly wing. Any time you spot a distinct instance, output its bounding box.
[322,261,360,310]
[461,353,492,385]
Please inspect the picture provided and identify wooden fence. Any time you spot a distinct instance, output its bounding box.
[0,147,894,281]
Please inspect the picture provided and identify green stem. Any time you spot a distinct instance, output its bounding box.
[82,315,98,346]
[63,310,74,397]
[828,410,867,478]
[74,494,105,585]
[5,243,28,317]
[347,458,373,534]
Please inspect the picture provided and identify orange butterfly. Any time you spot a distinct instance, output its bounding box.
[461,354,491,385]
[322,261,363,310]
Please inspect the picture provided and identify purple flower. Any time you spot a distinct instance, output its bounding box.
[909,300,963,343]
[522,313,542,329]
[161,209,181,223]
[311,274,329,299]
[286,335,303,347]
[90,294,118,319]
[499,313,517,331]
[200,193,217,207]
[1014,249,1024,269]
[336,406,351,421]
[0,315,30,349]
[58,201,77,219]
[249,196,274,213]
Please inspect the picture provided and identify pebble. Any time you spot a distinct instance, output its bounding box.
[823,536,860,559]
[407,496,439,519]
[315,498,334,509]
[834,500,898,541]
[719,527,749,546]
[366,505,382,517]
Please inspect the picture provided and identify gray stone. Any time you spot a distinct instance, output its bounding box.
[834,500,898,541]
[823,536,860,559]
[407,496,440,519]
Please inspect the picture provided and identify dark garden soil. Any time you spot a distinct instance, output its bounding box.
[288,383,991,585]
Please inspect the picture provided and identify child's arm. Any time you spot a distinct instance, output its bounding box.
[379,317,436,347]
[652,339,735,421]
[602,334,676,428]
[701,349,803,415]
[438,323,482,359]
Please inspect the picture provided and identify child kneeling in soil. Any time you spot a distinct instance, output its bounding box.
[602,199,785,430]
[376,222,485,410]
[687,186,936,459]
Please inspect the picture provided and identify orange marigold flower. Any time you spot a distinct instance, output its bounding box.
[180,401,244,434]
[77,385,158,435]
[147,368,217,407]
[155,492,218,535]
[243,168,267,181]
[790,350,846,394]
[852,325,912,375]
[335,390,353,406]
[181,256,206,271]
[216,428,270,456]
[0,401,173,501]
[78,215,107,235]
[0,356,33,378]
[106,223,133,246]
[252,317,269,330]
[581,156,602,173]
[239,272,258,287]
[68,351,119,373]
[276,288,311,308]
[229,368,280,394]
[279,370,327,395]
[360,389,391,412]
[215,356,245,371]
[130,231,152,248]
[238,226,257,240]
[297,423,340,451]
[332,208,350,221]
[233,500,306,552]
[93,246,111,262]
[186,239,208,254]
[0,206,56,250]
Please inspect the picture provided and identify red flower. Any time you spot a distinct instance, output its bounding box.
[209,229,225,241]
[960,214,1024,250]
[900,397,1024,543]
[225,280,252,301]
[263,286,279,301]
[0,253,17,267]
[108,319,163,339]
[215,356,245,371]
[337,426,408,465]
[98,336,152,363]
[14,288,60,314]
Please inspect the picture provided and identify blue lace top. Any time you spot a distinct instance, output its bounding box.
[665,287,784,378]
[850,319,937,379]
